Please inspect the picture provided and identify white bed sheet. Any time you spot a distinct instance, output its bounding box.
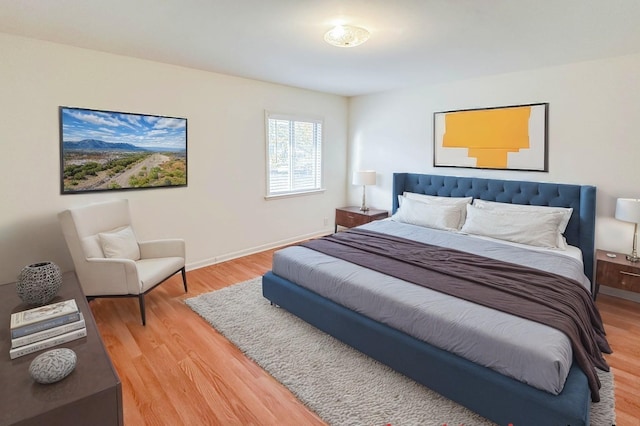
[462,232,584,262]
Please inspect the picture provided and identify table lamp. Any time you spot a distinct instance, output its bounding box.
[353,170,376,211]
[615,198,640,262]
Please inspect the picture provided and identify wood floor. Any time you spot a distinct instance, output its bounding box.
[89,248,640,425]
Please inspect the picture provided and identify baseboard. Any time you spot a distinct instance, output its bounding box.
[186,230,332,271]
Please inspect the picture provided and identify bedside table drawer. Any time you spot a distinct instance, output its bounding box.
[336,209,368,228]
[619,269,640,292]
[596,260,640,293]
[334,207,389,232]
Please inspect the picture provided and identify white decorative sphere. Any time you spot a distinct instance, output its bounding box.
[29,348,77,384]
[17,262,63,305]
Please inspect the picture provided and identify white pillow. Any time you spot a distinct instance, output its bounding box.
[402,192,472,229]
[392,196,461,231]
[472,199,573,249]
[460,204,566,249]
[98,226,141,260]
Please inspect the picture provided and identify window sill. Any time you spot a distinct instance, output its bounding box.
[265,188,326,200]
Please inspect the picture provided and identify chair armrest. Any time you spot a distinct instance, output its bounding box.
[138,239,185,259]
[81,258,140,295]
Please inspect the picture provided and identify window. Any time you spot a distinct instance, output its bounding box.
[266,112,323,197]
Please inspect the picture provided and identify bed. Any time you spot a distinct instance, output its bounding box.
[262,173,607,426]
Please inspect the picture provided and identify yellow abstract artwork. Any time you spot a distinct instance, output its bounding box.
[433,103,548,171]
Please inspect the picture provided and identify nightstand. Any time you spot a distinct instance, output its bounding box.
[595,249,640,299]
[335,206,388,232]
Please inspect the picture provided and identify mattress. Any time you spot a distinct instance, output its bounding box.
[272,220,590,395]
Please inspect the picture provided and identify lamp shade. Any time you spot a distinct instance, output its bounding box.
[615,198,640,223]
[353,170,376,186]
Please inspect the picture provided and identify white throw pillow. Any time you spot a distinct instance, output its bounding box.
[472,199,573,249]
[460,204,566,248]
[402,192,472,229]
[392,196,461,231]
[98,226,141,260]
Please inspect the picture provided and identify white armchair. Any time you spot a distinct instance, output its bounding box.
[58,199,187,325]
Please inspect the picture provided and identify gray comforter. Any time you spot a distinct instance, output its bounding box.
[272,220,591,395]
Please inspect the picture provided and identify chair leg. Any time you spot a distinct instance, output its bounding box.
[181,267,188,293]
[138,294,146,326]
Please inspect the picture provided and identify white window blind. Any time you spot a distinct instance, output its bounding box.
[266,113,323,197]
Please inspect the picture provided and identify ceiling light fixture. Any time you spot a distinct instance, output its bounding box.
[324,25,370,48]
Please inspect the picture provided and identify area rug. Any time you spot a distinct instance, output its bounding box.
[185,278,616,426]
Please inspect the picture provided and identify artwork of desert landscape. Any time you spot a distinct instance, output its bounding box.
[60,107,187,193]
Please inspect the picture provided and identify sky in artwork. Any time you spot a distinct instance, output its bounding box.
[61,108,186,149]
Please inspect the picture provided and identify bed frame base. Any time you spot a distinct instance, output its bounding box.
[262,271,590,426]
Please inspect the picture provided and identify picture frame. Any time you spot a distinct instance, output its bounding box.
[59,106,187,194]
[433,103,548,172]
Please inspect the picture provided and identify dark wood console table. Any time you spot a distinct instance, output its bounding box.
[0,272,123,425]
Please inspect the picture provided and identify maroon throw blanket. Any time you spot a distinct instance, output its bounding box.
[301,228,611,402]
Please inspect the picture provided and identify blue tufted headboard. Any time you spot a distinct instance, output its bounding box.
[392,173,597,285]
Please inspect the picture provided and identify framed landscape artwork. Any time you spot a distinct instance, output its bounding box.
[433,103,548,172]
[59,106,187,194]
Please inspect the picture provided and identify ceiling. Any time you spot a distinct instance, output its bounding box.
[2,0,640,97]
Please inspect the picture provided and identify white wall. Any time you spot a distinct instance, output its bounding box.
[348,53,640,259]
[0,33,348,284]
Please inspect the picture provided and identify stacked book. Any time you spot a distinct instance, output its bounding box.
[9,299,86,359]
